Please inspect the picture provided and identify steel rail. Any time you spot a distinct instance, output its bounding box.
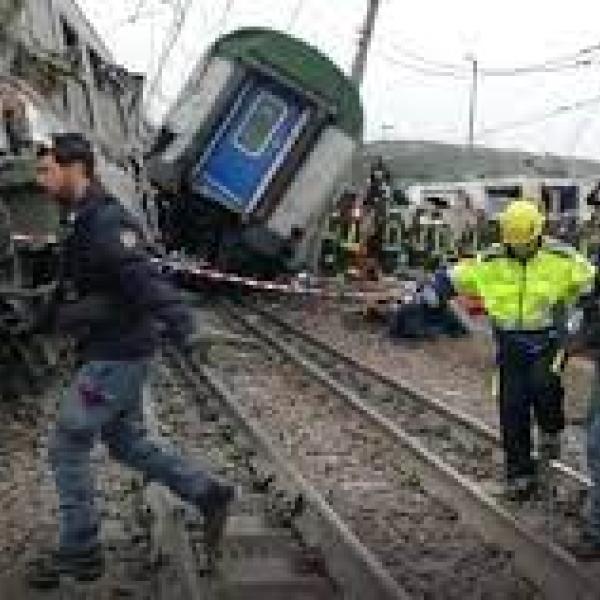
[224,300,599,600]
[169,349,410,600]
[244,299,592,489]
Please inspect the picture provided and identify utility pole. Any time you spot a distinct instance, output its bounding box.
[464,53,478,180]
[311,0,382,272]
[351,0,381,87]
[467,53,478,150]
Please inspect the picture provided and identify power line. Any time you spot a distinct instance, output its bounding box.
[384,40,469,75]
[144,0,195,108]
[214,0,235,37]
[481,43,600,76]
[374,47,469,79]
[286,0,305,33]
[116,0,147,27]
[376,32,600,78]
[479,92,600,137]
[374,41,600,84]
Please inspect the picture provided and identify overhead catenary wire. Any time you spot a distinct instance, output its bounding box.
[114,0,148,28]
[374,46,470,79]
[286,0,305,33]
[375,32,600,78]
[144,0,195,109]
[479,92,600,137]
[481,42,600,76]
[374,44,599,80]
[214,0,235,38]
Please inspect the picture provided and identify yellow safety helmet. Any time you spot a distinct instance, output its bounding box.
[498,199,545,246]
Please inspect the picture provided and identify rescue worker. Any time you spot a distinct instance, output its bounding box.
[28,133,234,588]
[432,199,596,500]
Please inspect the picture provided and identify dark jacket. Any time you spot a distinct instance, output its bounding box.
[54,183,193,361]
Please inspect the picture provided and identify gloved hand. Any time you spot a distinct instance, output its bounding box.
[420,284,440,308]
[432,267,454,304]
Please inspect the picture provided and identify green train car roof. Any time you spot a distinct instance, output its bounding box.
[210,27,363,140]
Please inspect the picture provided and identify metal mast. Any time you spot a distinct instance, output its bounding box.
[312,0,382,270]
[350,0,381,87]
[467,54,478,150]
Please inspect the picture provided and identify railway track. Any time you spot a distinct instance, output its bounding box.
[0,332,407,599]
[162,348,406,599]
[0,354,212,600]
[2,288,598,598]
[176,298,536,599]
[240,298,590,487]
[213,295,600,599]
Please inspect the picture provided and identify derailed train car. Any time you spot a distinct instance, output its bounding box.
[148,27,363,275]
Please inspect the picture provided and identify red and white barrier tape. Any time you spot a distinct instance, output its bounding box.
[151,258,410,302]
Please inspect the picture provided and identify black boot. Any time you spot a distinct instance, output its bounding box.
[27,545,104,589]
[569,531,600,561]
[539,431,561,461]
[195,479,236,569]
[504,475,539,502]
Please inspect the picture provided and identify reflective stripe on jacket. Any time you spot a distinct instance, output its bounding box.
[450,239,596,331]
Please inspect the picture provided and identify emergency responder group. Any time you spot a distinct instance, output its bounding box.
[431,198,600,557]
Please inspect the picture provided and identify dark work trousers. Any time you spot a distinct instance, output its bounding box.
[496,330,565,481]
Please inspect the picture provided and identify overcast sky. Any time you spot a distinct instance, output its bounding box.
[77,0,600,161]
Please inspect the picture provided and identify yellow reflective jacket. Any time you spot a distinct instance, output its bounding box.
[450,239,596,330]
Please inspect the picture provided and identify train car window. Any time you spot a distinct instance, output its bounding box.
[486,186,521,198]
[61,82,69,113]
[392,189,409,205]
[88,48,104,90]
[234,91,287,157]
[322,239,335,253]
[560,186,578,212]
[61,19,80,66]
[485,185,521,216]
[83,84,95,130]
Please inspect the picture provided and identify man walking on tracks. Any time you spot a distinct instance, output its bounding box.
[431,199,595,500]
[28,133,234,588]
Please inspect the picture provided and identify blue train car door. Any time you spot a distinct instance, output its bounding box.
[192,76,310,213]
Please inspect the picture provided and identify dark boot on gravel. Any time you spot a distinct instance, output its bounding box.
[539,431,561,461]
[27,545,104,589]
[196,479,236,568]
[568,532,600,561]
[504,475,539,502]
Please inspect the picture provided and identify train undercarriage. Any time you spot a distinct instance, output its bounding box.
[0,151,62,398]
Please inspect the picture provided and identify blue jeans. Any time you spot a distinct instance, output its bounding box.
[587,363,600,542]
[50,360,214,554]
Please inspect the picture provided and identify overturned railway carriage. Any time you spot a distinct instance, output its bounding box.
[149,28,363,275]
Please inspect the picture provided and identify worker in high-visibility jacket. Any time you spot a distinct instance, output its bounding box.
[432,199,596,500]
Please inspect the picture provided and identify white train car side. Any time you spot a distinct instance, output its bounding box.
[148,27,364,274]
